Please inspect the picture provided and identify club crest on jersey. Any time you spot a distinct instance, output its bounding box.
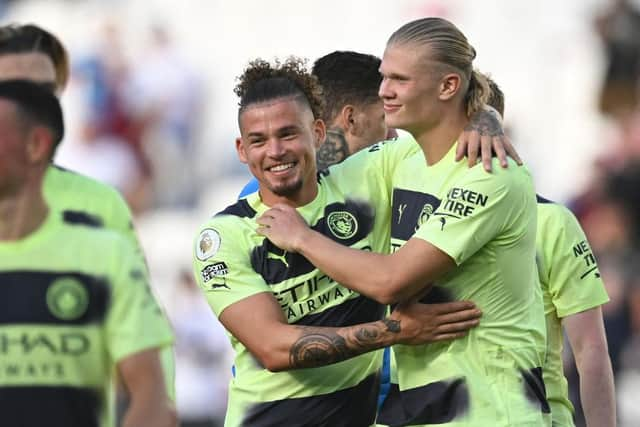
[196,228,221,261]
[327,211,358,239]
[46,277,89,321]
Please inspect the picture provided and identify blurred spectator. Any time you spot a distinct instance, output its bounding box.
[165,269,231,427]
[57,20,153,214]
[125,24,203,208]
[568,162,640,426]
[594,0,640,121]
[73,21,149,168]
[563,7,640,414]
[53,115,150,213]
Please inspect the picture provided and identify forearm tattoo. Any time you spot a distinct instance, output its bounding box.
[289,320,401,369]
[316,129,349,171]
[464,109,504,137]
[382,318,400,333]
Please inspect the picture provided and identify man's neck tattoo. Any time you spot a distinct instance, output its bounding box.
[316,128,350,171]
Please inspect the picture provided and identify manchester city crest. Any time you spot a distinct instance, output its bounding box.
[46,277,89,321]
[327,211,358,239]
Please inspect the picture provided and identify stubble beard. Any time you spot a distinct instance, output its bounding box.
[270,177,304,198]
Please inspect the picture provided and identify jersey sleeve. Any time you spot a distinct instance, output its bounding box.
[413,161,533,265]
[102,188,143,251]
[105,236,174,363]
[538,204,609,318]
[192,218,271,317]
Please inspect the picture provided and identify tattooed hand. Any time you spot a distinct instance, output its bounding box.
[389,300,481,345]
[316,128,349,171]
[456,106,522,172]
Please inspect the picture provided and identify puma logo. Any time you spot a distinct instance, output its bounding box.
[439,217,446,231]
[267,250,289,267]
[210,283,230,290]
[397,204,407,224]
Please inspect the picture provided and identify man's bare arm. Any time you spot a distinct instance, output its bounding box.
[563,307,616,427]
[118,349,177,427]
[257,204,455,304]
[220,292,480,371]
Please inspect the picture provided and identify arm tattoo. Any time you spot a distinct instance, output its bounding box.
[383,318,400,333]
[464,109,504,137]
[289,320,401,369]
[289,332,351,368]
[316,129,349,171]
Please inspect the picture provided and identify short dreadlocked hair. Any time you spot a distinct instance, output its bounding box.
[234,56,324,121]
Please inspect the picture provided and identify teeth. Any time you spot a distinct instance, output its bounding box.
[270,163,294,172]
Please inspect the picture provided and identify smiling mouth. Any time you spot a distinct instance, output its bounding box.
[268,162,295,173]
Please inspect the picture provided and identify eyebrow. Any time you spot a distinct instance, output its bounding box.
[247,125,300,138]
[380,69,409,79]
[276,125,299,134]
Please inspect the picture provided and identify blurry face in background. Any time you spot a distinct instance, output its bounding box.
[236,97,325,206]
[0,100,29,197]
[0,52,58,94]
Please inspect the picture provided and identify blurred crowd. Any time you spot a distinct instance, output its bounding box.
[55,22,204,213]
[2,0,639,426]
[565,0,640,425]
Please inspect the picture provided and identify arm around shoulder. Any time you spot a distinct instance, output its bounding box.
[257,204,456,304]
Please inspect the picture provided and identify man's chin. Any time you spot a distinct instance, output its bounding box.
[270,181,303,198]
[384,118,403,131]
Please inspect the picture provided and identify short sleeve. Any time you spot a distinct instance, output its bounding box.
[103,189,142,251]
[539,205,609,318]
[105,237,174,363]
[192,220,270,317]
[413,163,530,265]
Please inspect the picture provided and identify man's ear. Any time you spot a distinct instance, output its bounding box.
[236,137,248,164]
[439,73,462,101]
[313,118,327,150]
[26,127,55,164]
[340,105,357,135]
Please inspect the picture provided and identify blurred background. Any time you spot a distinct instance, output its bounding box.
[3,0,640,425]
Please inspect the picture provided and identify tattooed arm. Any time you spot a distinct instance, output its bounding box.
[456,106,522,171]
[288,319,400,369]
[316,128,350,170]
[219,292,480,371]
